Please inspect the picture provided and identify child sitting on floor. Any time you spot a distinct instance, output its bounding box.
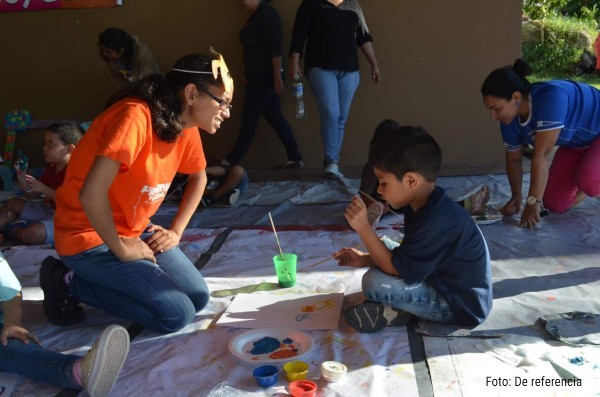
[0,123,83,245]
[169,159,249,207]
[335,124,492,332]
[360,119,490,227]
[202,159,248,207]
[0,252,129,396]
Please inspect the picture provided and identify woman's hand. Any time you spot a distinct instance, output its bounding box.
[501,196,522,216]
[371,65,381,83]
[144,224,181,254]
[520,204,541,229]
[333,247,368,268]
[117,236,156,263]
[1,325,40,346]
[289,59,302,80]
[274,74,285,96]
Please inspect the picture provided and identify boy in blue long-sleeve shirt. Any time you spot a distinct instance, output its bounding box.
[334,124,492,332]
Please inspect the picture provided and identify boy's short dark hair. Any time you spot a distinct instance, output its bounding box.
[368,125,442,182]
[46,123,84,146]
[370,119,402,149]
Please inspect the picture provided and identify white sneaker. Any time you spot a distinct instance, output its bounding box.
[324,163,343,180]
[227,188,241,206]
[80,325,130,397]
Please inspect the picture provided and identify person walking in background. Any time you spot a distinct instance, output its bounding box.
[97,27,160,85]
[289,0,380,179]
[225,0,303,169]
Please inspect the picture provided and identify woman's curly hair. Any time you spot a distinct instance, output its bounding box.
[106,54,224,143]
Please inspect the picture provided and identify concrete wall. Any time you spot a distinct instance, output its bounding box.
[0,0,522,169]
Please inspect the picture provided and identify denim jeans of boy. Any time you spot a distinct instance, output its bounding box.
[362,236,456,323]
[63,243,209,333]
[0,331,80,389]
[307,67,360,166]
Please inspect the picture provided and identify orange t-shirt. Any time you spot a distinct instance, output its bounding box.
[54,98,206,256]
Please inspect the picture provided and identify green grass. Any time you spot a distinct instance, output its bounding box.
[529,73,600,89]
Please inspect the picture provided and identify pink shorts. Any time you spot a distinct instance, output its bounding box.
[543,137,600,212]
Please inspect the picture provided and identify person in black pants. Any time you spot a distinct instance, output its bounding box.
[226,0,303,169]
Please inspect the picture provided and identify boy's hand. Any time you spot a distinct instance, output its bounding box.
[333,247,368,267]
[144,224,181,254]
[118,236,156,263]
[15,166,27,180]
[1,325,40,346]
[345,196,370,233]
[25,175,46,194]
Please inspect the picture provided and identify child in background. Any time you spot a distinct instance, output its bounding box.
[0,252,129,396]
[359,120,490,227]
[202,159,249,207]
[0,123,83,245]
[335,125,492,333]
[167,160,249,207]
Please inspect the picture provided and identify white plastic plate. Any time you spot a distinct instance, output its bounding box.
[228,328,314,363]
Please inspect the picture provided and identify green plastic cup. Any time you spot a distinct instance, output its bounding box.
[273,253,297,288]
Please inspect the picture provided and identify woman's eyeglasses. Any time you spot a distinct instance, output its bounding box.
[196,87,232,111]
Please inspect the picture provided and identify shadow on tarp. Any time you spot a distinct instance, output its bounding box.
[493,266,600,300]
[210,282,281,298]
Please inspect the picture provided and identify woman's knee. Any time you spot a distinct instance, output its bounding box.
[157,302,196,333]
[190,289,210,312]
[576,177,600,198]
[543,196,571,213]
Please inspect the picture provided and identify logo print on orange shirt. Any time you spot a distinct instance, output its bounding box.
[141,183,171,203]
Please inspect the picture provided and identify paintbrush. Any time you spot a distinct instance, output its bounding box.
[268,212,285,260]
[298,243,364,273]
[357,189,404,219]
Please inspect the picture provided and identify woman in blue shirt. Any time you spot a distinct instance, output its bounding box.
[481,59,600,228]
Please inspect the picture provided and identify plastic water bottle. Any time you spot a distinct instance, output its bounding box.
[293,74,306,119]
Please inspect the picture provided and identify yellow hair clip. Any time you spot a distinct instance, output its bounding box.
[209,47,234,95]
[171,47,234,95]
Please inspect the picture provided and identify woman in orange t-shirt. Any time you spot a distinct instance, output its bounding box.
[41,50,234,332]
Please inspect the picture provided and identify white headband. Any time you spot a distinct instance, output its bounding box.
[170,47,233,94]
[171,69,214,74]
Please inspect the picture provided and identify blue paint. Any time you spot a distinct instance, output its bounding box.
[250,337,280,355]
[569,356,585,366]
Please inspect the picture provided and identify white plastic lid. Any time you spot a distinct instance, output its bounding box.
[321,361,347,382]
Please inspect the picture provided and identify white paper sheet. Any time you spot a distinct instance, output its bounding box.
[216,292,344,330]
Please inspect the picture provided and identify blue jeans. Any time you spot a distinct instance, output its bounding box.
[307,67,360,165]
[62,242,210,333]
[0,330,80,389]
[361,237,456,323]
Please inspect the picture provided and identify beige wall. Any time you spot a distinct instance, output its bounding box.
[0,0,522,169]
